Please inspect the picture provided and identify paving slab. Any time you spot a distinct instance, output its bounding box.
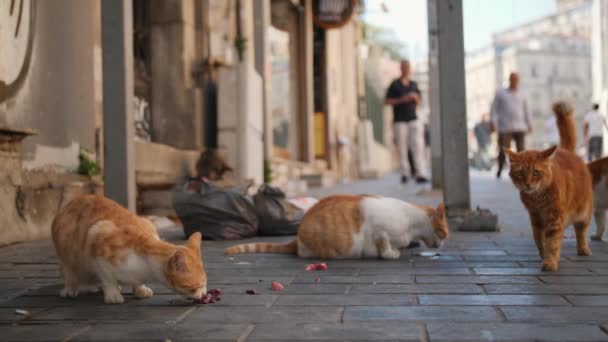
[426,322,608,341]
[72,322,251,341]
[274,294,416,306]
[181,306,343,324]
[485,284,608,294]
[473,267,593,275]
[413,261,519,268]
[351,284,483,294]
[539,276,608,284]
[2,324,91,342]
[344,305,502,322]
[247,322,423,341]
[418,294,569,306]
[293,274,413,284]
[566,295,608,306]
[414,275,540,284]
[28,306,195,322]
[501,306,608,323]
[359,268,471,275]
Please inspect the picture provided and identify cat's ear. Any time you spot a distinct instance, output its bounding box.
[539,145,558,160]
[436,203,446,218]
[168,250,189,273]
[186,232,202,252]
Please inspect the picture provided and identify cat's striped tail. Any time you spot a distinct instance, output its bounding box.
[224,239,298,255]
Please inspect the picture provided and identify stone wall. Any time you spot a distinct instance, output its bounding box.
[0,0,101,169]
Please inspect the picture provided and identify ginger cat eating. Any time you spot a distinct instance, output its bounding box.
[504,101,593,272]
[52,195,207,304]
[225,195,448,259]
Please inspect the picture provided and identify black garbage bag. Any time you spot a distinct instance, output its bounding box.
[173,180,258,240]
[253,184,304,236]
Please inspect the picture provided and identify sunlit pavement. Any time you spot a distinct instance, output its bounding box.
[1,172,607,341]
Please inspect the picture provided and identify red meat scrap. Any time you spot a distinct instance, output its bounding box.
[305,263,328,271]
[245,289,258,295]
[271,281,284,291]
[193,288,222,304]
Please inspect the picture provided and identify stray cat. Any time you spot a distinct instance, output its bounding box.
[52,195,207,304]
[555,100,607,240]
[587,152,608,241]
[504,101,593,272]
[196,149,233,181]
[224,195,448,259]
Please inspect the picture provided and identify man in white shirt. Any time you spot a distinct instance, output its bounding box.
[584,103,607,161]
[490,72,532,179]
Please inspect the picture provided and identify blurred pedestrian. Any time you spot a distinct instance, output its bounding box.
[490,72,532,179]
[584,103,607,162]
[473,113,493,170]
[385,60,428,184]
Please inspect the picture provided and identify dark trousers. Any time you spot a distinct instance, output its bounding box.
[497,131,526,175]
[408,149,417,176]
[589,136,603,162]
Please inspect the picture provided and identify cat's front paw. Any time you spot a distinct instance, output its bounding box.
[591,234,603,241]
[541,261,559,272]
[103,289,125,304]
[60,287,79,298]
[381,249,401,260]
[133,285,154,299]
[577,246,592,256]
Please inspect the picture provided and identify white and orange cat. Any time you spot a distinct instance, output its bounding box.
[225,195,448,259]
[52,195,207,304]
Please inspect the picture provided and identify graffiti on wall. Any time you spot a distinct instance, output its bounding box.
[0,0,35,103]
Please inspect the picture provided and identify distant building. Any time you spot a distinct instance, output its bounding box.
[465,0,592,151]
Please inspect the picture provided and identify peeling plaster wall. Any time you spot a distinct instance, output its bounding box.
[0,0,100,168]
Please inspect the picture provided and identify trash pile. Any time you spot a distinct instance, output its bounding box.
[173,150,318,240]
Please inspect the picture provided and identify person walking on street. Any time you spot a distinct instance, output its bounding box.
[584,103,607,162]
[473,113,493,170]
[490,72,532,179]
[385,60,428,184]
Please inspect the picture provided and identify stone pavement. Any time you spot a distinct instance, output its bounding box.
[1,172,608,341]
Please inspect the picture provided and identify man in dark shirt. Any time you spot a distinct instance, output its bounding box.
[385,60,428,184]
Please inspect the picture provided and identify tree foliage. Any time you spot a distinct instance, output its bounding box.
[362,22,409,61]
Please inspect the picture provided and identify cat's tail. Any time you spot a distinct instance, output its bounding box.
[224,239,298,256]
[553,101,577,153]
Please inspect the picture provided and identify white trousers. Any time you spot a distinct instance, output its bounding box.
[393,120,425,177]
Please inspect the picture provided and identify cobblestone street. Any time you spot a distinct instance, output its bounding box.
[1,172,608,341]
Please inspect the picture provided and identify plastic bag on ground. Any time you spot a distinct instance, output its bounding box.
[253,184,304,236]
[173,180,258,240]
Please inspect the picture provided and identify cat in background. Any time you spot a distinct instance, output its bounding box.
[555,100,607,240]
[504,101,593,271]
[225,195,448,259]
[52,195,207,304]
[587,150,608,241]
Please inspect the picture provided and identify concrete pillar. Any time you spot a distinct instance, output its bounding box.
[101,0,136,210]
[254,0,273,162]
[217,0,264,184]
[427,0,442,190]
[298,0,315,163]
[430,0,470,212]
[149,0,203,150]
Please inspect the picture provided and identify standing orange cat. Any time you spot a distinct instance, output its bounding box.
[225,195,448,259]
[52,195,207,304]
[504,101,593,271]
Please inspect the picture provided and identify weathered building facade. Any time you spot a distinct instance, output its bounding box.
[0,0,371,244]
